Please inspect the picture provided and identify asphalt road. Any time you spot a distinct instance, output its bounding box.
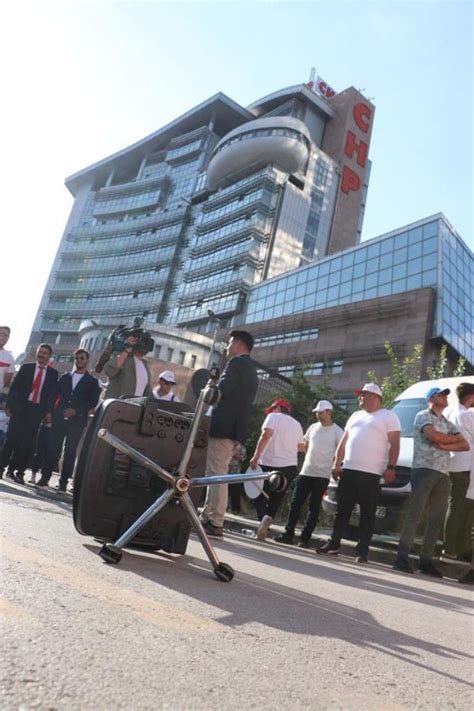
[1,480,473,710]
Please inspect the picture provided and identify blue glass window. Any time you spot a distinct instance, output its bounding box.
[365,272,378,289]
[353,262,365,278]
[423,221,438,238]
[393,261,407,280]
[407,274,422,290]
[422,236,438,255]
[379,253,393,269]
[366,257,379,274]
[407,257,422,276]
[422,268,437,287]
[408,241,422,259]
[378,267,392,285]
[393,247,407,265]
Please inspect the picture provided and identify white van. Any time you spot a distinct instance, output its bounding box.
[322,376,474,536]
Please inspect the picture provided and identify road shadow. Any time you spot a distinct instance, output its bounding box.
[81,538,473,690]
[0,480,72,517]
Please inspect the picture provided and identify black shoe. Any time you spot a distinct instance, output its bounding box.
[6,469,16,480]
[458,569,474,585]
[355,554,368,563]
[393,557,414,574]
[15,473,25,485]
[56,482,67,493]
[419,560,443,578]
[298,539,311,549]
[316,541,340,555]
[202,520,224,539]
[36,478,49,487]
[274,533,294,545]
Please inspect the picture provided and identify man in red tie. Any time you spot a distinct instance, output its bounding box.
[1,344,58,484]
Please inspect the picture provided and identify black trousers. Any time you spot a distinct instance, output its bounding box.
[1,402,43,474]
[32,425,53,474]
[254,464,298,520]
[42,415,87,484]
[330,468,381,556]
[285,475,329,541]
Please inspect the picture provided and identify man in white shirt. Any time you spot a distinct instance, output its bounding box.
[249,398,305,541]
[317,383,401,563]
[276,400,343,548]
[443,382,474,561]
[152,370,180,402]
[0,326,14,394]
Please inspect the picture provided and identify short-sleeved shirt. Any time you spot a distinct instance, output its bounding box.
[447,404,473,473]
[412,408,459,474]
[343,408,401,476]
[300,422,344,478]
[0,349,14,391]
[259,412,304,468]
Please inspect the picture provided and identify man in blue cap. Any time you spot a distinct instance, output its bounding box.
[393,386,469,577]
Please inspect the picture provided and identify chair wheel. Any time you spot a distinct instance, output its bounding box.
[214,562,234,582]
[99,543,122,564]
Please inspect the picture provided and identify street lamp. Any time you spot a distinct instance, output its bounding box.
[207,309,223,369]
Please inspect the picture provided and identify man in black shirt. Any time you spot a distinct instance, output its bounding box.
[200,330,258,539]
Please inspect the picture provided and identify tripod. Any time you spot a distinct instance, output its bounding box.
[98,380,282,581]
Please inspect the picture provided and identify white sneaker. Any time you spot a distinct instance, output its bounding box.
[256,515,273,541]
[28,473,37,484]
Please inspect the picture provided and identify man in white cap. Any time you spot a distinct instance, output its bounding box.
[317,383,401,563]
[152,371,179,402]
[275,400,343,548]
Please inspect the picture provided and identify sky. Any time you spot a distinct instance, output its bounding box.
[2,0,472,358]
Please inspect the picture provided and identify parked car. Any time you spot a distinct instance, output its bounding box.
[322,376,474,537]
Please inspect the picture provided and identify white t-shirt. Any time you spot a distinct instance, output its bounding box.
[300,422,344,478]
[152,385,180,402]
[71,372,85,390]
[448,404,473,473]
[134,357,148,397]
[343,408,401,476]
[259,412,304,468]
[0,348,14,391]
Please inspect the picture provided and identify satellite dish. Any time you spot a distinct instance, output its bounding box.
[14,352,26,366]
[191,368,211,397]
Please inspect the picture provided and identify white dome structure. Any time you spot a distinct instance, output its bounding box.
[206,116,310,190]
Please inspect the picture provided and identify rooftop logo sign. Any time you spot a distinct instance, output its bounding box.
[306,68,337,99]
[341,102,373,195]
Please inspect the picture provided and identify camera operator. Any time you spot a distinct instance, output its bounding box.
[103,335,152,399]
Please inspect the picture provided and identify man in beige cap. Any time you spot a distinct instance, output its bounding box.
[275,400,343,547]
[152,370,180,402]
[317,383,401,563]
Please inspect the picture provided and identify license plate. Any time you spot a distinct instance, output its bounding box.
[353,504,386,519]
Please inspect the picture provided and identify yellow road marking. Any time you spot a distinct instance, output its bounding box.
[0,538,222,634]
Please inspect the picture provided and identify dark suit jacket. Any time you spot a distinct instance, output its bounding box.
[53,371,101,421]
[7,363,59,417]
[210,354,258,444]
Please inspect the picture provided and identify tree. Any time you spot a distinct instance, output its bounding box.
[368,341,467,407]
[367,341,423,407]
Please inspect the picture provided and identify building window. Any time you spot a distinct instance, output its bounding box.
[190,354,197,369]
[155,344,161,359]
[179,351,186,365]
[167,348,174,362]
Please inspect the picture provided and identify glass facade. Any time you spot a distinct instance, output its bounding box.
[243,216,473,364]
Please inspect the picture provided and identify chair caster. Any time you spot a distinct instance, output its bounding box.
[214,562,234,582]
[99,543,122,564]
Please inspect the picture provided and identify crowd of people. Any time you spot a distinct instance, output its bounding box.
[1,324,473,585]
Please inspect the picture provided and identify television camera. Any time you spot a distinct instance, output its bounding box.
[95,318,155,373]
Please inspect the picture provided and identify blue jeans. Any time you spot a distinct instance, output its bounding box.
[398,468,450,562]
